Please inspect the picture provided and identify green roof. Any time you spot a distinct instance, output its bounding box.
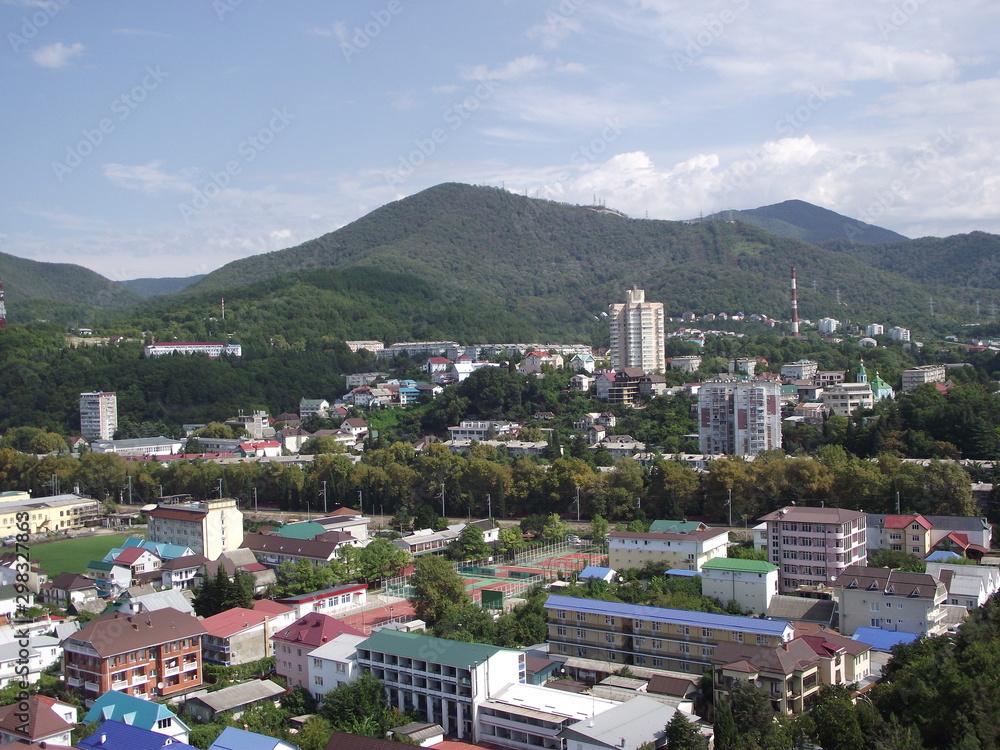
[701,558,778,574]
[359,629,513,669]
[86,560,114,571]
[648,520,705,534]
[273,521,326,540]
[84,689,188,730]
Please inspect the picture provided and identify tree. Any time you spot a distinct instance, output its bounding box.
[318,671,397,737]
[540,513,571,542]
[409,554,470,623]
[497,525,525,553]
[357,538,409,584]
[296,716,332,750]
[665,710,705,750]
[192,566,228,617]
[448,523,492,561]
[809,685,864,750]
[712,698,738,750]
[590,514,609,542]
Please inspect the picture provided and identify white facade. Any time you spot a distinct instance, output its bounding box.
[817,318,839,335]
[699,559,779,614]
[821,382,874,416]
[607,529,729,571]
[887,326,911,342]
[79,392,118,441]
[609,288,666,373]
[837,566,947,637]
[147,498,244,560]
[901,364,947,391]
[780,360,819,380]
[866,324,884,337]
[307,633,365,702]
[698,377,782,457]
[926,563,1000,610]
[89,436,183,456]
[144,342,242,358]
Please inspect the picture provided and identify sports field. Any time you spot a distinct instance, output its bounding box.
[26,533,134,576]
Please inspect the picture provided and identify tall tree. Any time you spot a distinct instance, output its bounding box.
[409,554,470,623]
[665,711,705,750]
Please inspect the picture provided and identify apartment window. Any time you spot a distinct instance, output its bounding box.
[734,632,743,643]
[605,615,615,626]
[557,610,566,619]
[870,602,880,612]
[635,638,645,648]
[756,635,767,645]
[702,628,713,638]
[314,676,324,686]
[702,646,713,658]
[336,663,346,673]
[679,625,690,635]
[576,612,586,621]
[634,619,644,629]
[557,627,566,636]
[297,649,302,657]
[577,629,584,639]
[871,618,881,628]
[679,643,690,654]
[313,658,323,668]
[652,621,662,632]
[605,633,614,643]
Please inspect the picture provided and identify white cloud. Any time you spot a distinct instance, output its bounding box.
[527,13,583,49]
[102,162,196,195]
[461,55,548,82]
[30,41,84,69]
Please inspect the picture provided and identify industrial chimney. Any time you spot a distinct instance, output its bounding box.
[790,267,800,337]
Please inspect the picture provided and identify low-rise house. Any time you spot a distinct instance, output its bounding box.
[86,560,132,597]
[392,527,462,556]
[306,632,366,701]
[272,612,365,691]
[0,694,76,746]
[84,690,191,743]
[160,554,208,590]
[40,572,100,610]
[926,562,1000,610]
[240,535,349,568]
[204,549,277,594]
[252,599,297,632]
[185,679,285,724]
[237,440,282,458]
[700,558,779,614]
[836,565,948,637]
[559,695,707,750]
[63,607,206,704]
[77,721,198,750]
[201,607,275,666]
[0,585,31,620]
[0,635,60,688]
[607,528,729,572]
[208,727,299,750]
[278,426,313,453]
[712,638,823,715]
[668,356,702,373]
[569,352,596,373]
[866,514,932,557]
[276,583,369,619]
[570,373,594,391]
[299,398,330,420]
[119,587,196,617]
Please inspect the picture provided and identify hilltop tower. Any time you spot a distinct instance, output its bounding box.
[0,275,6,330]
[790,267,800,336]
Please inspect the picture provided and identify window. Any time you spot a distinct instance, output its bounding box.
[314,676,324,686]
[576,612,586,621]
[577,629,584,639]
[734,632,743,643]
[557,627,566,636]
[605,633,614,643]
[157,719,172,730]
[605,615,614,626]
[871,618,881,628]
[557,610,566,619]
[336,663,346,673]
[679,625,690,635]
[652,621,662,632]
[679,643,690,654]
[635,637,645,648]
[313,658,323,668]
[756,635,767,645]
[870,602,880,612]
[652,639,662,650]
[634,619,644,629]
[702,628,713,638]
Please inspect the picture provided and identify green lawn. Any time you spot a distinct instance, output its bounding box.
[27,533,136,576]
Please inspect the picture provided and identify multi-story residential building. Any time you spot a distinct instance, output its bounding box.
[147,498,244,561]
[668,355,702,373]
[143,342,242,358]
[698,377,782,456]
[79,391,117,440]
[780,360,819,380]
[160,554,207,590]
[544,595,794,678]
[447,420,517,441]
[609,288,666,373]
[85,560,132,597]
[0,493,100,535]
[729,357,758,376]
[886,326,911,342]
[699,558,779,614]
[866,323,884,337]
[836,565,948,637]
[201,607,277,667]
[926,562,1000,610]
[63,607,205,705]
[607,529,729,572]
[595,368,646,405]
[816,370,846,386]
[866,514,932,557]
[757,506,867,594]
[276,582,368,619]
[356,629,525,742]
[867,513,993,559]
[820,382,874,416]
[89,437,184,456]
[817,318,839,335]
[271,612,364,692]
[298,398,330,419]
[344,340,384,354]
[306,632,366,701]
[901,364,947,391]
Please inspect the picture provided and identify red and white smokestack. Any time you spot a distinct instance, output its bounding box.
[790,266,800,336]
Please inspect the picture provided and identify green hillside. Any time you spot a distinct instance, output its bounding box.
[119,274,206,297]
[0,251,139,313]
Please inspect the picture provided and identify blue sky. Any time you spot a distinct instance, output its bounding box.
[2,0,999,280]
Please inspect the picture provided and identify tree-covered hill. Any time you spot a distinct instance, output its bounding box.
[701,199,908,245]
[118,274,205,297]
[0,251,139,313]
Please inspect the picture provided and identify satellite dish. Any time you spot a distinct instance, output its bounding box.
[754,680,763,688]
[157,682,164,689]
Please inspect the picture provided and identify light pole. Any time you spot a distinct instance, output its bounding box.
[726,488,733,527]
[575,487,581,522]
[321,480,327,515]
[253,487,258,514]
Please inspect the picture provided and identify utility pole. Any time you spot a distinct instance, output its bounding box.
[440,484,446,519]
[158,484,163,499]
[253,487,258,514]
[896,491,901,515]
[487,493,491,520]
[357,489,363,514]
[126,475,133,505]
[217,478,223,499]
[727,488,733,527]
[321,481,328,515]
[575,486,581,522]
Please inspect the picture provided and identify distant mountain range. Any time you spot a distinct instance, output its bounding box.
[698,199,909,245]
[1,185,998,340]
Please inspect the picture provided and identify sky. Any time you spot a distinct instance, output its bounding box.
[2,0,999,281]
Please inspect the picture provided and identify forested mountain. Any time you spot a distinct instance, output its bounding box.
[698,199,908,244]
[119,274,205,297]
[0,251,139,311]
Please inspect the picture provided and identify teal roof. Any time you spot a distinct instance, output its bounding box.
[87,560,115,571]
[84,690,189,732]
[273,521,326,540]
[648,520,705,534]
[781,384,799,394]
[701,558,778,574]
[122,538,192,560]
[359,629,512,669]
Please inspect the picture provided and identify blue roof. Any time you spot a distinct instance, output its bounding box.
[924,550,962,562]
[578,566,616,580]
[544,594,793,636]
[664,569,700,577]
[851,627,920,652]
[84,691,188,732]
[78,721,196,750]
[119,537,192,560]
[209,727,298,750]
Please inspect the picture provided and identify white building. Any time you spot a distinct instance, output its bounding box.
[887,326,911,342]
[89,436,183,456]
[699,558,779,614]
[926,563,1000,610]
[669,355,702,373]
[356,629,525,742]
[609,288,666,373]
[299,398,330,419]
[901,364,947,391]
[147,498,244,560]
[306,632,366,701]
[780,359,819,380]
[79,392,118,441]
[821,382,874,416]
[144,342,242,358]
[817,318,839,335]
[607,529,729,571]
[866,324,884,337]
[698,377,783,457]
[447,420,517,441]
[836,565,947,637]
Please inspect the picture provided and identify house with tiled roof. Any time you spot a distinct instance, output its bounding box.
[275,582,368,619]
[63,607,206,703]
[86,560,132,597]
[40,572,99,610]
[251,599,297,632]
[423,356,452,374]
[84,688,190,742]
[159,554,207,590]
[712,638,822,714]
[836,565,948,637]
[110,546,162,579]
[0,695,76,746]
[201,607,274,667]
[185,679,285,724]
[271,612,364,691]
[241,534,354,568]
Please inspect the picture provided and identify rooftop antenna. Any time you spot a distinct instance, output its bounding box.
[221,297,225,321]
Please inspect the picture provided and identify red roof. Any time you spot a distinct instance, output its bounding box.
[426,357,451,364]
[148,506,207,520]
[252,599,295,616]
[0,695,75,741]
[242,562,267,572]
[113,546,156,566]
[201,607,268,638]
[271,612,364,647]
[883,514,931,530]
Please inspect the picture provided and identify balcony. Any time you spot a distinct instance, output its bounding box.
[111,680,128,691]
[84,681,99,692]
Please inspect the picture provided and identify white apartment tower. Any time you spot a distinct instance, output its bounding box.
[698,377,782,456]
[79,391,118,440]
[609,287,666,373]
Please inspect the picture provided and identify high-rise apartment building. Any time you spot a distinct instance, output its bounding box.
[79,391,118,440]
[609,288,665,373]
[698,377,782,456]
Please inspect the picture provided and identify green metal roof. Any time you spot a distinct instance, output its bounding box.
[273,521,325,540]
[701,558,778,574]
[648,520,704,534]
[86,560,114,571]
[359,629,513,669]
